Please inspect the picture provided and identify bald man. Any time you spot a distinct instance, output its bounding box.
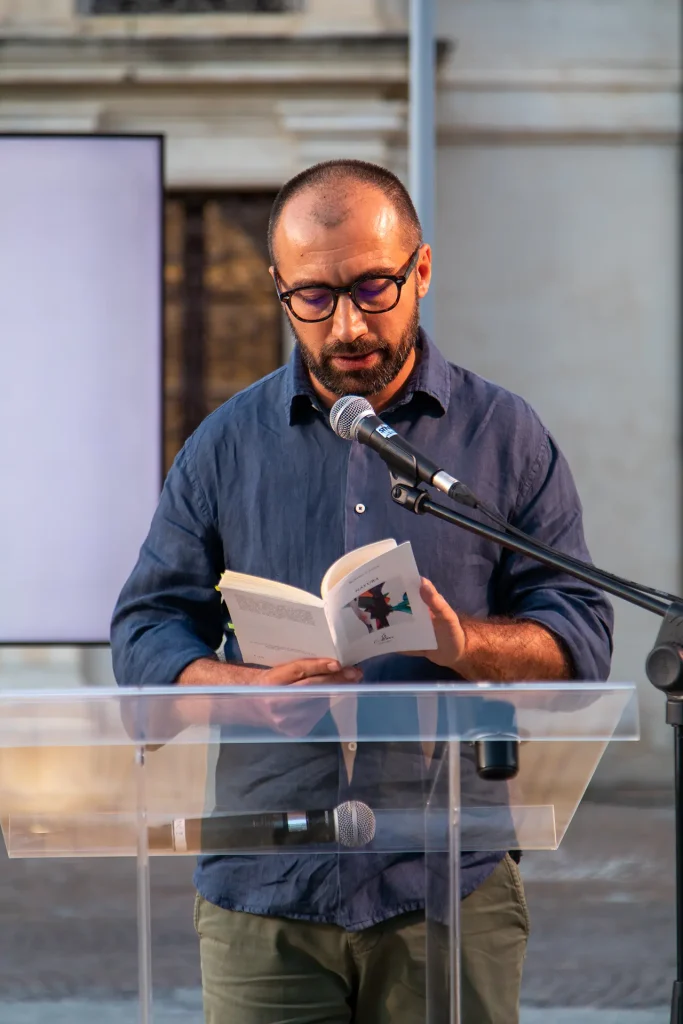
[112,159,613,1023]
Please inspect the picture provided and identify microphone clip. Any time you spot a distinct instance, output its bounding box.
[389,471,430,515]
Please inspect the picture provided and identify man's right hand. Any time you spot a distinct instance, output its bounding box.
[260,658,361,684]
[176,656,362,737]
[248,658,363,736]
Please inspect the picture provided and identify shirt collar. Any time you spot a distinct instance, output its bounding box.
[285,327,451,426]
[283,344,322,424]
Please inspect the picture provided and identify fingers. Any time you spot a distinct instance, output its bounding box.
[291,669,362,687]
[263,658,362,685]
[265,658,340,683]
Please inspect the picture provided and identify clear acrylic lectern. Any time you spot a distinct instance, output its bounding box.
[0,682,638,1022]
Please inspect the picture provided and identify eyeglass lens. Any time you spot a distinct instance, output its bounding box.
[289,278,400,322]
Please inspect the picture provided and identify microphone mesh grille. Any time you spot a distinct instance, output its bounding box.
[330,396,373,441]
[335,800,376,848]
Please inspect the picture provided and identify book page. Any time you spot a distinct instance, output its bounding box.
[320,538,397,598]
[218,587,338,667]
[218,570,323,607]
[323,541,437,666]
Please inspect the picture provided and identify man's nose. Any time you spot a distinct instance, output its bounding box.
[330,293,368,343]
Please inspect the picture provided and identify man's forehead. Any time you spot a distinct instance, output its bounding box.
[275,187,402,258]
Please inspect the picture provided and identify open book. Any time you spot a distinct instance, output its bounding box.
[217,539,438,668]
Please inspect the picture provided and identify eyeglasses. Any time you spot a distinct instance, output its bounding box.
[275,245,422,324]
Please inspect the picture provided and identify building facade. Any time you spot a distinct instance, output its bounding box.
[0,0,679,786]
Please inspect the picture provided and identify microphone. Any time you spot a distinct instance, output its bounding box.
[330,395,478,507]
[147,800,376,854]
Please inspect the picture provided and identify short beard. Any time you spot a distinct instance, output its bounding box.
[290,301,420,397]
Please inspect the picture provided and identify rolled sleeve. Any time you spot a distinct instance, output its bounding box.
[496,430,614,681]
[110,438,226,687]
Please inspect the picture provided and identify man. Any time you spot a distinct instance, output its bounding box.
[111,159,613,1023]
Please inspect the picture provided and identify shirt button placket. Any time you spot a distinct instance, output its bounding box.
[346,440,372,552]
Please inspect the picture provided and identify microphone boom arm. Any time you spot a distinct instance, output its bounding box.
[389,475,669,617]
[386,468,683,1024]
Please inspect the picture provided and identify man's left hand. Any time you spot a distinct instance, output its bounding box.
[411,577,467,670]
[409,578,573,684]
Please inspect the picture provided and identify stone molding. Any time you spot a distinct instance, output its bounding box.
[0,33,417,85]
[276,97,406,174]
[438,67,680,142]
[0,31,678,141]
[0,0,387,34]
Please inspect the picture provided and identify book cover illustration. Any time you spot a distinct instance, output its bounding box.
[341,578,414,640]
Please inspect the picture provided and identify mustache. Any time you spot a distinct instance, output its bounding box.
[321,340,389,358]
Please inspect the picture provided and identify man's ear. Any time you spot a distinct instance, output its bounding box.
[416,244,432,300]
[269,265,282,297]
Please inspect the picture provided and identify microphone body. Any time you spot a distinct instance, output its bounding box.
[148,800,376,854]
[330,396,477,507]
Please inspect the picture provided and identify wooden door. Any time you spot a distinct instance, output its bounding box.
[164,192,283,472]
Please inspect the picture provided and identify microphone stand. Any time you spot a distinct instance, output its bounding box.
[387,470,683,1023]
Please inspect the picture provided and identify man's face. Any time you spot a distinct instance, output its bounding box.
[270,187,431,398]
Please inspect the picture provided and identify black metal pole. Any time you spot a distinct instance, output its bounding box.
[669,700,683,1023]
[389,480,683,1016]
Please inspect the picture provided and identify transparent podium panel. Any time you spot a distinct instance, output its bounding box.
[0,683,639,1023]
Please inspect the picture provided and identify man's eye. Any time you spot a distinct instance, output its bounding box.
[297,289,332,307]
[356,279,392,300]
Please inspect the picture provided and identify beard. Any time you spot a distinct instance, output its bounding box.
[289,300,420,397]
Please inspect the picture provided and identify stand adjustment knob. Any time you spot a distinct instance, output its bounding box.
[646,643,683,692]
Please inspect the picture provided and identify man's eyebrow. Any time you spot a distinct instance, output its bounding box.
[285,265,397,290]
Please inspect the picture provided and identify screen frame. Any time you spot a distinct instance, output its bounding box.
[0,131,165,646]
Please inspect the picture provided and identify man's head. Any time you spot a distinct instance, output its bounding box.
[268,160,431,405]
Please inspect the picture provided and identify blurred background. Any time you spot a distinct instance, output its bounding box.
[0,1,680,1021]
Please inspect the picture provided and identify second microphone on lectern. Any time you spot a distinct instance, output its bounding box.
[147,801,376,854]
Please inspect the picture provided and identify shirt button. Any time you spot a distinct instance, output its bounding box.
[354,503,366,514]
[347,742,358,752]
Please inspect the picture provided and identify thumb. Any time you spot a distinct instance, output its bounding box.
[420,578,448,614]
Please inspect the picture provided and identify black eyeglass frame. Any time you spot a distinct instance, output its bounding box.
[274,244,423,323]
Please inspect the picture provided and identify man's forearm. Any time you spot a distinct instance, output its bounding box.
[177,657,261,687]
[173,655,358,734]
[456,618,572,682]
[169,658,263,729]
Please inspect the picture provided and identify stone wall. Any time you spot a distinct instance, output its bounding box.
[433,0,679,786]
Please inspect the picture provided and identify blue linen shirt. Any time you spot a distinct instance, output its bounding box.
[111,330,613,929]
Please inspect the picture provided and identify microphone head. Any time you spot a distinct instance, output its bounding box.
[330,395,374,441]
[334,800,376,848]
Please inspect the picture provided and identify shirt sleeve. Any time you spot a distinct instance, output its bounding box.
[110,436,226,686]
[495,428,614,681]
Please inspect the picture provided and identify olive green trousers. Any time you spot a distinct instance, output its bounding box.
[194,854,530,1024]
